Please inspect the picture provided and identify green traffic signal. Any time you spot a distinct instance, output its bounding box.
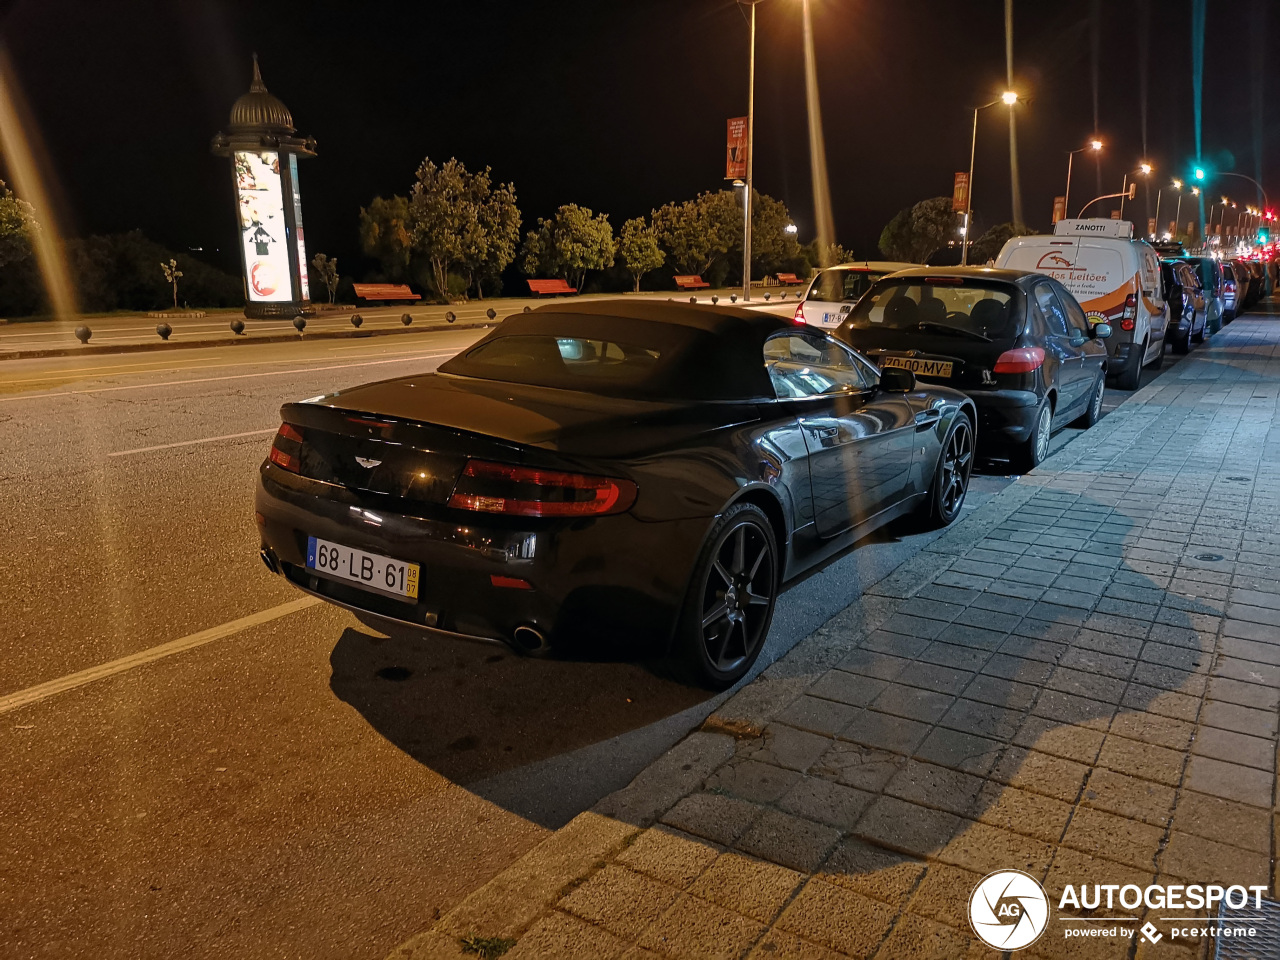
[1194,167,1206,180]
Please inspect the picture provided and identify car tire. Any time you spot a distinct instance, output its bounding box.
[1011,399,1052,474]
[674,502,778,690]
[1114,341,1144,390]
[1190,310,1205,345]
[1072,373,1105,428]
[1172,323,1191,353]
[916,412,973,530]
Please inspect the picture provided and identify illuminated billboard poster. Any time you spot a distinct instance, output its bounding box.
[289,153,309,300]
[233,150,292,302]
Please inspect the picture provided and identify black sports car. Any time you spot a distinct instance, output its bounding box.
[834,267,1111,473]
[255,301,976,687]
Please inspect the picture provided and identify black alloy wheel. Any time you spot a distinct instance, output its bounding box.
[1012,400,1052,473]
[919,413,973,528]
[1072,373,1105,428]
[677,502,778,689]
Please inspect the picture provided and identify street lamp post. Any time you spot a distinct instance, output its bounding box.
[961,91,1018,266]
[1171,180,1183,239]
[1064,139,1102,227]
[1119,162,1151,220]
[741,0,759,302]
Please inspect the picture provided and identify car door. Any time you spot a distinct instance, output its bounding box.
[1054,280,1107,384]
[1031,281,1090,417]
[763,331,915,538]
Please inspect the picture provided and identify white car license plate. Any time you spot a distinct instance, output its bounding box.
[306,536,419,600]
[880,355,954,378]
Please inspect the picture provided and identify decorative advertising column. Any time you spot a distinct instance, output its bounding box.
[211,57,316,320]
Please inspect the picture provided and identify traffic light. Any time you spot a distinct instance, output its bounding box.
[1194,167,1206,181]
[1258,226,1270,243]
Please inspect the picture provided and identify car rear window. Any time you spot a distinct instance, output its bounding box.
[843,281,1019,339]
[1002,242,1126,302]
[806,269,883,304]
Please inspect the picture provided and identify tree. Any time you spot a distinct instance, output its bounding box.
[520,204,615,291]
[652,191,740,276]
[357,195,412,281]
[878,197,961,262]
[0,179,36,270]
[968,222,1031,265]
[160,258,183,309]
[311,252,339,303]
[747,191,803,276]
[462,179,521,299]
[617,216,664,291]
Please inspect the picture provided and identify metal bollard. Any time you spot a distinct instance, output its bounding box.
[350,314,363,328]
[74,325,91,344]
[293,316,306,333]
[230,319,245,335]
[156,323,172,340]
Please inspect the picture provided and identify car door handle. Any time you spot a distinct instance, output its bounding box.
[914,411,941,429]
[812,426,839,439]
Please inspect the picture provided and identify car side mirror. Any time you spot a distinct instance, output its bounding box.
[879,366,915,392]
[1092,322,1113,340]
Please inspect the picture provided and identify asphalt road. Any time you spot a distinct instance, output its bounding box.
[0,323,1191,960]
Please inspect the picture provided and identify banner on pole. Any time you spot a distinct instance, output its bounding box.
[726,117,748,179]
[1110,210,1121,220]
[1051,196,1066,223]
[1148,218,1157,236]
[952,172,970,212]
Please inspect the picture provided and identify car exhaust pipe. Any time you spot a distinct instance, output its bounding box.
[511,624,550,655]
[259,548,280,575]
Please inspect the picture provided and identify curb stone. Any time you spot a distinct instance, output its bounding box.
[0,320,494,361]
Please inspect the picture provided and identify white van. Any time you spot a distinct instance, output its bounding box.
[996,220,1168,389]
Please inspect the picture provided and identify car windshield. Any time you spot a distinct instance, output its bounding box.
[843,280,1019,339]
[806,269,883,303]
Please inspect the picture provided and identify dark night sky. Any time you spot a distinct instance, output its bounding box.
[1,1,1276,277]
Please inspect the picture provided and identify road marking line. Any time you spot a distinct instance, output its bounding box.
[109,428,278,457]
[0,597,321,716]
[0,351,456,402]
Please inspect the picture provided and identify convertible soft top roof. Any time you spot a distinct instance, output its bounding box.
[440,299,794,400]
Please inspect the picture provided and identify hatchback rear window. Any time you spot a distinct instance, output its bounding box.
[806,269,884,304]
[844,281,1019,340]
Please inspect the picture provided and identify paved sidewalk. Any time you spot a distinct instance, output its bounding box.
[392,313,1280,960]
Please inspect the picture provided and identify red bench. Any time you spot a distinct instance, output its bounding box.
[352,283,421,302]
[674,275,711,289]
[527,278,578,296]
[776,272,806,285]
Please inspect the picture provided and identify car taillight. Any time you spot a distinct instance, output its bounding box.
[1226,280,1236,293]
[1120,317,1135,331]
[793,302,807,325]
[448,459,637,517]
[268,422,304,473]
[992,347,1045,374]
[1122,293,1137,319]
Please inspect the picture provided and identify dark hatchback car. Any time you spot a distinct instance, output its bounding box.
[1161,259,1208,353]
[834,267,1111,472]
[256,301,976,687]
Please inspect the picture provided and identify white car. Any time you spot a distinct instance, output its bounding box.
[793,261,918,329]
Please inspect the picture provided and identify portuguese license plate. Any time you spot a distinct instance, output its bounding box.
[880,355,954,378]
[306,536,419,600]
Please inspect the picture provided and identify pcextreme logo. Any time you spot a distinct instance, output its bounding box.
[969,870,1050,951]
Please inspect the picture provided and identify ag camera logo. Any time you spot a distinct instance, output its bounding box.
[969,870,1050,951]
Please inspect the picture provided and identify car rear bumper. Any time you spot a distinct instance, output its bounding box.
[966,388,1041,447]
[255,463,709,651]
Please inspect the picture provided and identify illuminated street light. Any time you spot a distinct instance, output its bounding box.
[961,91,1020,265]
[784,223,798,234]
[1140,162,1152,176]
[1065,139,1103,224]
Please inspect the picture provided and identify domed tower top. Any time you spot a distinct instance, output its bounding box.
[227,56,295,135]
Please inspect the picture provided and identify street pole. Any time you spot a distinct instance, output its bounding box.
[962,106,978,266]
[1153,189,1161,237]
[1064,150,1074,223]
[742,0,756,302]
[1119,173,1129,218]
[1174,193,1183,237]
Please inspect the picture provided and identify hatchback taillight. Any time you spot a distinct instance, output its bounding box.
[448,460,637,517]
[793,302,807,325]
[992,347,1045,374]
[269,422,304,473]
[1122,293,1137,319]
